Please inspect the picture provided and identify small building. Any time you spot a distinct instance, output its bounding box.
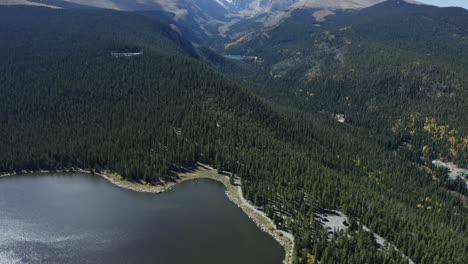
[334,114,345,123]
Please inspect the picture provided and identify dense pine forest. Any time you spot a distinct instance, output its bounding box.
[1,5,467,264]
[222,0,468,168]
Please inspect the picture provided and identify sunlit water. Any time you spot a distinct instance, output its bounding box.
[0,174,283,264]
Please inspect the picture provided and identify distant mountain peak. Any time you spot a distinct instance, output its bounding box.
[0,0,431,39]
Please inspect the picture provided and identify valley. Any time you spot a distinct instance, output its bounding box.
[0,1,467,264]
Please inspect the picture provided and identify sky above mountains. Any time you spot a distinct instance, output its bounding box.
[421,0,468,9]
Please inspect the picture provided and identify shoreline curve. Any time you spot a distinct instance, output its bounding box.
[0,163,294,264]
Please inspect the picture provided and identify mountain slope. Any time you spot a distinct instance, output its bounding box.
[0,5,275,180]
[222,0,468,167]
[0,0,396,40]
[1,5,468,264]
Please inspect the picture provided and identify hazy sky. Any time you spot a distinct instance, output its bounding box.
[420,0,468,9]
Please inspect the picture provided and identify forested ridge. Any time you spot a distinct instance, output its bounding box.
[223,0,468,168]
[1,5,467,264]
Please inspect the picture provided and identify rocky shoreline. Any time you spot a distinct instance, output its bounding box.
[178,164,295,264]
[0,164,294,264]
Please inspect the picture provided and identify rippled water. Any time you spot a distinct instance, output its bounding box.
[0,174,284,264]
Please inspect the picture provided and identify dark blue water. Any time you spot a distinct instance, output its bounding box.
[0,174,284,264]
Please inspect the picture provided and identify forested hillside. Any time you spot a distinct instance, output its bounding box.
[223,0,468,168]
[1,5,467,264]
[0,6,273,181]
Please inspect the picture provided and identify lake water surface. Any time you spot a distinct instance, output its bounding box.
[0,173,284,264]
